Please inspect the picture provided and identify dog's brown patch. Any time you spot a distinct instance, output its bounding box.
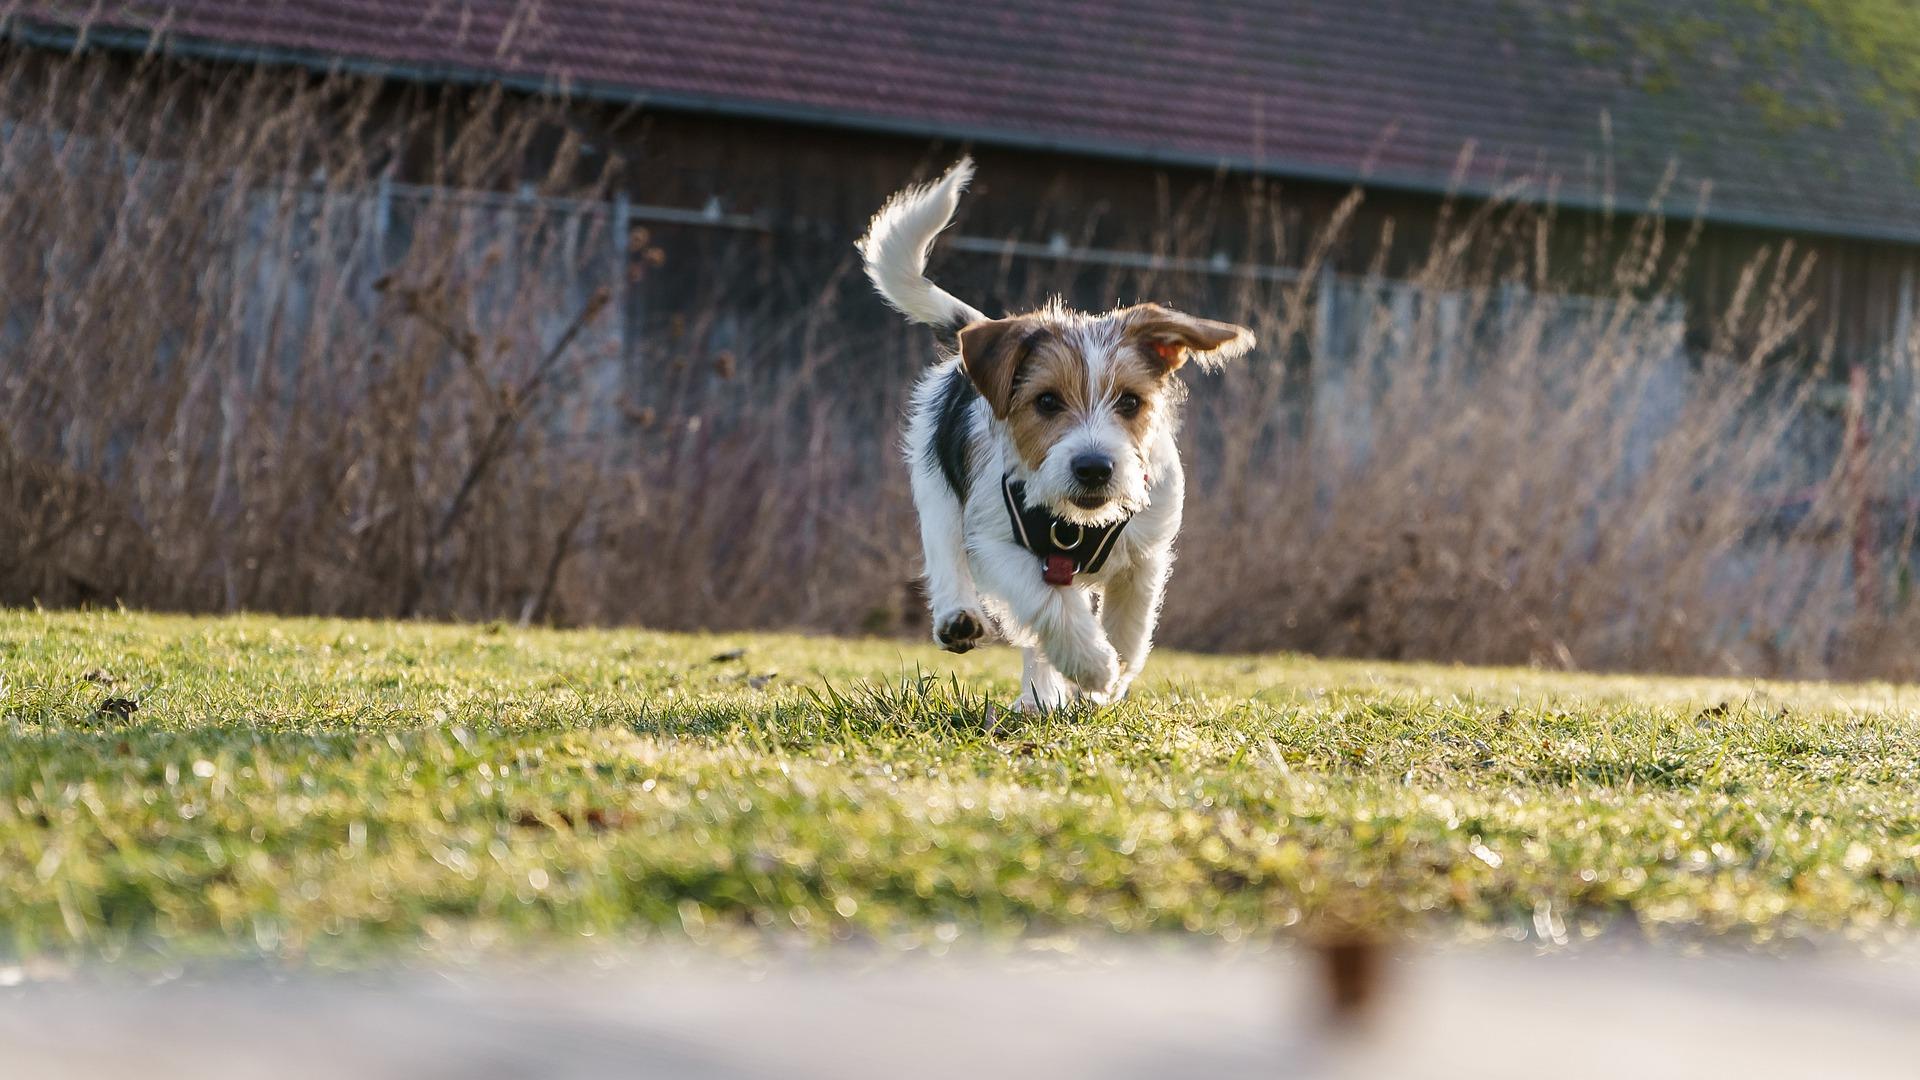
[958,317,1045,418]
[1002,334,1092,469]
[1104,347,1170,442]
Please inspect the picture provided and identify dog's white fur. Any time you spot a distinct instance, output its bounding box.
[860,158,1253,710]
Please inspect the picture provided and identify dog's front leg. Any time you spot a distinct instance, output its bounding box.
[973,541,1118,698]
[912,472,986,654]
[1014,648,1074,711]
[1100,552,1171,700]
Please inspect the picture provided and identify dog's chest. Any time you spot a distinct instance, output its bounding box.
[986,487,1178,589]
[1073,511,1167,583]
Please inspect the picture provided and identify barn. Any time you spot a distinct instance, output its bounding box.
[8,0,1920,365]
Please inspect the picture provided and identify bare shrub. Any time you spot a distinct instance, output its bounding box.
[0,48,916,632]
[4,43,1918,678]
[1161,198,1920,678]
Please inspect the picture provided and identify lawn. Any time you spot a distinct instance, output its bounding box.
[2,608,1917,965]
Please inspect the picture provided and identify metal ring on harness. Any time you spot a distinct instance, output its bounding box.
[1049,520,1085,551]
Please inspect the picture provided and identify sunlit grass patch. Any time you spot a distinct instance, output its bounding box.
[2,608,1918,965]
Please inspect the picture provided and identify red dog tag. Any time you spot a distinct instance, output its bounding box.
[1043,555,1076,586]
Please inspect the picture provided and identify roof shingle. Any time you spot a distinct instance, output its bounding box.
[14,0,1920,242]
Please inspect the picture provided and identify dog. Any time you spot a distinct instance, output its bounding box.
[858,158,1255,710]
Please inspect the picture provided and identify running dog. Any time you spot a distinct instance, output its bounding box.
[859,158,1254,709]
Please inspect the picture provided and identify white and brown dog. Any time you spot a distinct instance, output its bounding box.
[859,158,1254,710]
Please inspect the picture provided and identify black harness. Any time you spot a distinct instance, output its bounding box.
[1002,476,1130,587]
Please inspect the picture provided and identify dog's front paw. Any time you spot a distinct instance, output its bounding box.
[934,608,988,653]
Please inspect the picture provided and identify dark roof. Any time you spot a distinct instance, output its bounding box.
[13,0,1920,243]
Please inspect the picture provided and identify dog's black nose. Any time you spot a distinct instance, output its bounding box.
[1071,453,1114,487]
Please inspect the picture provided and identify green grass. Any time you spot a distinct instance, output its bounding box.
[2,608,1918,965]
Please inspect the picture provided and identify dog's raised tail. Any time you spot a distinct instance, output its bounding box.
[857,157,986,337]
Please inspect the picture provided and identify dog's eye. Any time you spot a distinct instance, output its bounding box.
[1115,392,1143,419]
[1034,391,1065,416]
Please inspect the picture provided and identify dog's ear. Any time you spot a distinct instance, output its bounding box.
[958,317,1043,419]
[1121,303,1255,373]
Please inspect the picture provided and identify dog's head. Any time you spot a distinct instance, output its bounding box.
[959,302,1255,525]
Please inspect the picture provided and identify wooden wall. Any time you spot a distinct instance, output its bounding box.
[588,107,1920,370]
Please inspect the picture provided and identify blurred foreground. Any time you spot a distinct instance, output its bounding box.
[5,944,1917,1078]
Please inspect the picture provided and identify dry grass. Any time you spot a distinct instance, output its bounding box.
[4,44,1920,678]
[1168,209,1920,679]
[0,48,916,634]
